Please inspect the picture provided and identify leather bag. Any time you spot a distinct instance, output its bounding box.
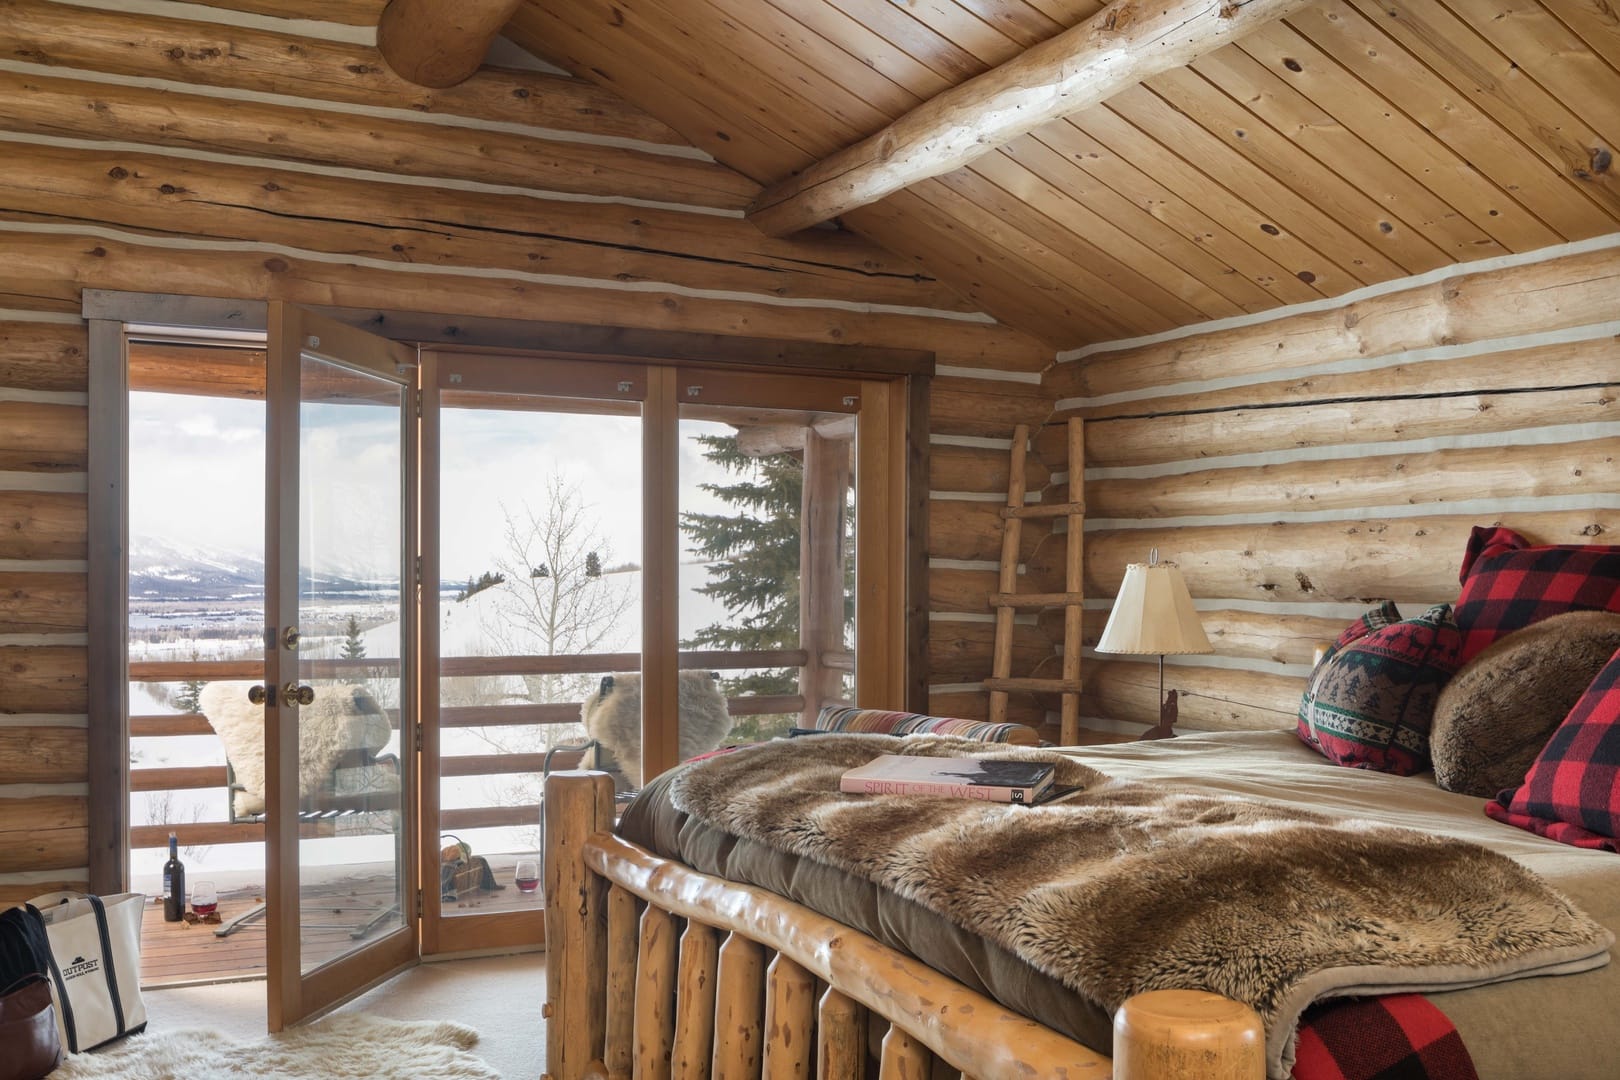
[0,975,63,1080]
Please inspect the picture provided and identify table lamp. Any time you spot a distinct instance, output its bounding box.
[1095,549,1212,739]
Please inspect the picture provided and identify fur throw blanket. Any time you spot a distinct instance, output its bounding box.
[671,735,1613,1078]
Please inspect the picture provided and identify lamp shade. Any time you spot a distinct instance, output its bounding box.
[1095,561,1213,655]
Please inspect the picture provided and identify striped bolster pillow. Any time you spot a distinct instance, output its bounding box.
[813,706,1040,746]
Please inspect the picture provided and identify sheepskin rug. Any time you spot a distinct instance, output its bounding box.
[1431,611,1620,796]
[51,1015,498,1080]
[580,670,732,787]
[198,681,395,817]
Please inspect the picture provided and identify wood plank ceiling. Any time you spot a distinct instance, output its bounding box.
[507,0,1620,350]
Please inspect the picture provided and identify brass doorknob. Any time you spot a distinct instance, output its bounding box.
[282,626,301,651]
[247,685,271,706]
[283,683,315,706]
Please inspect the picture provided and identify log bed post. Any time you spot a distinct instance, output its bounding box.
[1114,990,1265,1079]
[543,768,615,1080]
[673,921,720,1079]
[712,933,767,1078]
[635,904,679,1079]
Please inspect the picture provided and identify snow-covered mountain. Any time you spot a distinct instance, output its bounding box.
[129,536,404,600]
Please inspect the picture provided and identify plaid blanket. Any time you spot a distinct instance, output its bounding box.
[1293,995,1478,1080]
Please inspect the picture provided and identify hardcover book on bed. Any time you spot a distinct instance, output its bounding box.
[840,754,1055,803]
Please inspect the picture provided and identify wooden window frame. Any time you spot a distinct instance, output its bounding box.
[85,291,932,911]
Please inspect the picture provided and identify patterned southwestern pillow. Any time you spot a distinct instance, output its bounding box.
[1454,525,1620,665]
[1297,604,1462,774]
[1297,600,1401,750]
[1486,645,1620,852]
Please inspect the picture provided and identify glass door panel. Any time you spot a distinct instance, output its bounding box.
[422,353,645,952]
[676,374,860,754]
[296,355,406,967]
[266,304,417,1028]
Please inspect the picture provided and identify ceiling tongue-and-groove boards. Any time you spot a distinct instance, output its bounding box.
[509,0,1620,350]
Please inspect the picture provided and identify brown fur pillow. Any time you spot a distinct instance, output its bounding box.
[1431,611,1620,797]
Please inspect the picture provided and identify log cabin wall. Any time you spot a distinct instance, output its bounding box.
[0,0,1054,899]
[1040,238,1620,738]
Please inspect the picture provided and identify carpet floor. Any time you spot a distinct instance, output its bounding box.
[132,953,546,1079]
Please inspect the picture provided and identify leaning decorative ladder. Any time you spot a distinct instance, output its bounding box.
[542,769,1266,1080]
[986,418,1085,745]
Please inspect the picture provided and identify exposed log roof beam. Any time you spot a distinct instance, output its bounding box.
[376,0,524,88]
[746,0,1312,237]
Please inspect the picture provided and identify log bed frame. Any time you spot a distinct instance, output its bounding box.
[543,770,1267,1080]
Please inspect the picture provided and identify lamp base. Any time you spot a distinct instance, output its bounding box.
[1139,689,1179,741]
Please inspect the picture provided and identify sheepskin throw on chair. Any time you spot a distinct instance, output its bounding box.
[580,671,732,788]
[199,681,398,817]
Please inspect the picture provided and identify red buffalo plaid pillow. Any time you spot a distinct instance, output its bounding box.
[1486,645,1620,851]
[1453,526,1620,664]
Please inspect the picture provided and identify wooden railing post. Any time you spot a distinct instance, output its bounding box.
[712,933,766,1079]
[815,987,865,1080]
[762,953,816,1080]
[605,884,640,1080]
[673,921,720,1080]
[543,769,616,1080]
[1112,990,1264,1080]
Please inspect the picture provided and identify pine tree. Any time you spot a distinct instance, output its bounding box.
[173,650,205,714]
[342,614,367,660]
[680,434,854,739]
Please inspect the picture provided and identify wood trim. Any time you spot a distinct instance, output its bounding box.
[82,290,268,329]
[855,379,907,710]
[265,299,302,1032]
[311,308,936,376]
[85,319,128,896]
[905,375,930,714]
[642,366,681,781]
[745,0,1312,236]
[419,348,446,956]
[79,292,936,377]
[376,0,524,89]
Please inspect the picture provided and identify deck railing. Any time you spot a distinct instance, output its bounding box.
[129,649,850,848]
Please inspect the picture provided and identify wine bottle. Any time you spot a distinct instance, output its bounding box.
[162,833,186,923]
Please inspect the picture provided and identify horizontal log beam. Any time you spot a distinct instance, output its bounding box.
[0,322,87,393]
[928,620,1053,684]
[2,0,683,142]
[0,795,87,872]
[0,645,87,714]
[1061,343,1620,468]
[930,443,1051,494]
[1084,509,1620,605]
[0,727,87,784]
[0,232,1039,373]
[1088,436,1620,520]
[0,491,84,561]
[376,0,524,89]
[0,401,84,472]
[924,689,1048,729]
[1061,246,1620,400]
[1082,658,1301,731]
[0,572,86,635]
[746,0,1308,236]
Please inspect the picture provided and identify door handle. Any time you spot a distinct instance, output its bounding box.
[247,684,273,706]
[283,683,315,706]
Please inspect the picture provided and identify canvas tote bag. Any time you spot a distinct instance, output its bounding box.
[28,891,147,1053]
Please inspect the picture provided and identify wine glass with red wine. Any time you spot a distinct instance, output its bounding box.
[191,880,218,917]
[515,860,539,894]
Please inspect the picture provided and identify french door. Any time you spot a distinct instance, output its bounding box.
[263,304,420,1028]
[416,349,908,954]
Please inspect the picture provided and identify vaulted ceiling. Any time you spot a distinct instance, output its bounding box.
[506,0,1620,350]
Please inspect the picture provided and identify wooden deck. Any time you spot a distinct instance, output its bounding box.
[139,856,544,988]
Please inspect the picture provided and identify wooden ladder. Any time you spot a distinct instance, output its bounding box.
[986,418,1085,744]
